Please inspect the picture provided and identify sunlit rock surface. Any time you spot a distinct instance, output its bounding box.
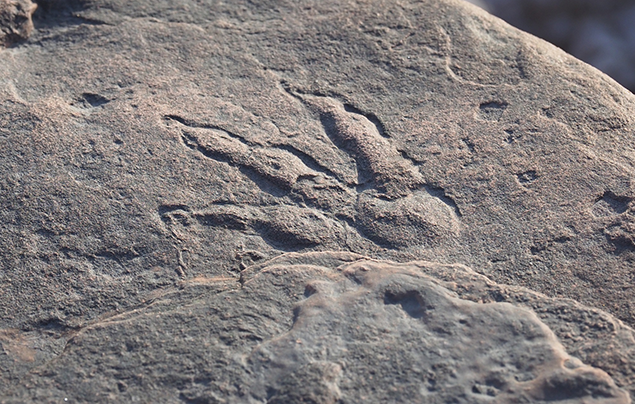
[1,0,635,401]
[477,0,635,92]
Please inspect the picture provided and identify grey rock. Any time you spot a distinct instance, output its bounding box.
[475,0,635,92]
[0,0,36,47]
[0,0,635,401]
[3,253,632,402]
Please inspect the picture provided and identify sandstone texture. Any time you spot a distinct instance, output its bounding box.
[478,0,635,92]
[1,0,635,402]
[6,253,634,402]
[0,0,36,47]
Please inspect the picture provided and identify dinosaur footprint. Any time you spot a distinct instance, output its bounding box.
[294,92,461,247]
[162,89,460,251]
[160,203,347,254]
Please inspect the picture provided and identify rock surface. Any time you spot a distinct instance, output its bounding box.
[477,0,635,92]
[4,253,633,402]
[0,0,36,47]
[0,0,635,401]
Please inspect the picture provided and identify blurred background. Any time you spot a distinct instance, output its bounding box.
[466,0,635,93]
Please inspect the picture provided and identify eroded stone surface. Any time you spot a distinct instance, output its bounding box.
[477,0,635,92]
[2,253,631,403]
[0,0,36,47]
[247,257,629,403]
[1,0,635,401]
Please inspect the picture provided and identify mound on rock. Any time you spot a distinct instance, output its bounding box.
[4,252,632,402]
[1,0,635,401]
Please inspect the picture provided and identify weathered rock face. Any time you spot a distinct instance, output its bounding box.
[0,0,36,47]
[477,0,635,93]
[4,253,633,402]
[1,0,635,401]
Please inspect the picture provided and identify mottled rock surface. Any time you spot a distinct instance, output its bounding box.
[478,0,635,92]
[4,253,632,402]
[1,0,635,402]
[0,0,36,47]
